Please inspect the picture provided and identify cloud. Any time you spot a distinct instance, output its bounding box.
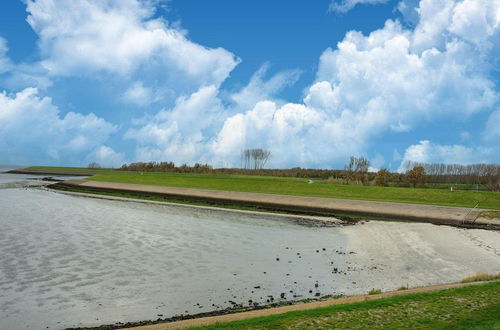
[125,65,305,166]
[86,146,125,167]
[230,63,302,112]
[211,100,365,168]
[0,88,116,165]
[484,109,500,141]
[399,140,495,170]
[122,81,155,107]
[0,37,11,74]
[329,0,390,13]
[396,0,420,25]
[315,19,497,125]
[125,85,226,164]
[25,0,240,97]
[211,0,499,168]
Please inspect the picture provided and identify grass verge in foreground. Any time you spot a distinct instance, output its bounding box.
[87,171,500,210]
[191,281,500,330]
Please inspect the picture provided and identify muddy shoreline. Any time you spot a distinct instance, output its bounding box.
[64,296,337,330]
[66,280,498,330]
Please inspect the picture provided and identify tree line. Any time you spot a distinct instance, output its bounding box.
[114,155,499,191]
[400,161,500,190]
[118,160,351,178]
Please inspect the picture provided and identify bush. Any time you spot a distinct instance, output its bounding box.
[374,169,391,186]
[405,166,427,187]
[461,272,500,283]
[326,177,344,185]
[367,288,382,295]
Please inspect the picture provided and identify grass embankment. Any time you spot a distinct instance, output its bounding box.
[191,281,500,330]
[86,172,500,210]
[25,166,500,209]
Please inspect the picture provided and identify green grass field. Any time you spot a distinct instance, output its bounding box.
[191,282,500,330]
[87,172,499,210]
[26,166,500,209]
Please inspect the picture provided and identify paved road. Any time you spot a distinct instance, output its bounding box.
[61,180,499,229]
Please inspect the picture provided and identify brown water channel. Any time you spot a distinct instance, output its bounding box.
[1,172,499,329]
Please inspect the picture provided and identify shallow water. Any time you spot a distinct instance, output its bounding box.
[0,173,499,329]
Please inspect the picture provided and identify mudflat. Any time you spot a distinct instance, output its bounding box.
[1,184,500,329]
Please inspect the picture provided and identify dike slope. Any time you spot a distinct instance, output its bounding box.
[60,180,499,229]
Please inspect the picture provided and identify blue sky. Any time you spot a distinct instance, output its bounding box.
[0,0,498,170]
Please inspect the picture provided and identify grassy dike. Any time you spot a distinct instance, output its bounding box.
[189,281,500,330]
[19,166,500,209]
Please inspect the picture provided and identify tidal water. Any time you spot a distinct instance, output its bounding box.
[1,171,499,329]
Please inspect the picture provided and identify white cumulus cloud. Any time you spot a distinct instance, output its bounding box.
[399,140,495,170]
[0,88,116,165]
[125,85,226,164]
[86,145,125,168]
[25,0,240,99]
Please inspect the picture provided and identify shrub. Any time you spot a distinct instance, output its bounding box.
[461,272,500,283]
[405,166,427,187]
[367,288,382,295]
[374,169,391,186]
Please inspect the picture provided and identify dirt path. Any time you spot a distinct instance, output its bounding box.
[61,180,499,229]
[120,281,496,330]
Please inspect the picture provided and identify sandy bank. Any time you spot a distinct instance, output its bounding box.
[60,179,499,229]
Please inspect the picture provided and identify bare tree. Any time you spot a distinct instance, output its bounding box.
[241,148,271,170]
[87,162,101,169]
[345,156,370,185]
